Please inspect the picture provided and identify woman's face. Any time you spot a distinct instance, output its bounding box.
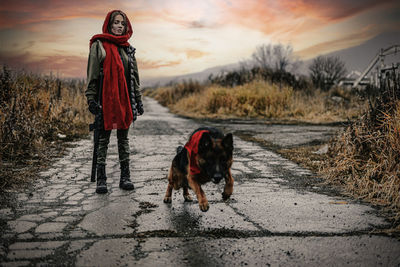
[111,14,125,36]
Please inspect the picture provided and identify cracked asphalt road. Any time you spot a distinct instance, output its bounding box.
[1,97,399,266]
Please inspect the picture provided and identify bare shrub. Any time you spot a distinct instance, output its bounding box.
[252,43,301,73]
[209,66,310,90]
[208,43,308,90]
[309,55,347,91]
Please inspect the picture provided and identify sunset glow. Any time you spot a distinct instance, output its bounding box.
[0,0,398,80]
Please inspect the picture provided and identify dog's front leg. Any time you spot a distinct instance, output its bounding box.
[187,175,209,212]
[222,170,234,200]
[163,167,174,203]
[163,182,173,203]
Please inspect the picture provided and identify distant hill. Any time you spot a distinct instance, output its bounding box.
[141,63,240,88]
[141,31,400,87]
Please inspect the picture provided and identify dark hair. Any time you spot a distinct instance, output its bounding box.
[108,11,128,35]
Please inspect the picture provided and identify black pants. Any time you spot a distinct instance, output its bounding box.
[97,128,129,165]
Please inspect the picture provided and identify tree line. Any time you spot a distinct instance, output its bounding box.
[208,43,347,91]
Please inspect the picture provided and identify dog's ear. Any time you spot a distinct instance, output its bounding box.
[222,133,233,152]
[199,132,212,153]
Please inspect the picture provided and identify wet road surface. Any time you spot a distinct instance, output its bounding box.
[1,97,399,266]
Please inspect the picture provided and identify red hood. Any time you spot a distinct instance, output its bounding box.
[90,10,133,47]
[102,9,133,37]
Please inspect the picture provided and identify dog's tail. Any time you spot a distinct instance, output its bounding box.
[176,145,184,155]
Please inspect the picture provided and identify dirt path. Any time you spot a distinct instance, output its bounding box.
[1,97,399,266]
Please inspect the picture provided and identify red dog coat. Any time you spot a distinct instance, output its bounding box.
[184,130,209,175]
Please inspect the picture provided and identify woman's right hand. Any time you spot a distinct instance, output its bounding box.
[88,100,102,115]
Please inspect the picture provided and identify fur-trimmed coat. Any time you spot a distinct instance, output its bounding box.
[85,40,142,116]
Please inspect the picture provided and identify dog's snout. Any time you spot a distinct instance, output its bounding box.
[214,173,222,178]
[212,173,223,184]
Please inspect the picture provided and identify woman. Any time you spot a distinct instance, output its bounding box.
[86,10,144,194]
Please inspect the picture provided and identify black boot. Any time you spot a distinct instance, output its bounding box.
[120,161,134,190]
[96,164,108,194]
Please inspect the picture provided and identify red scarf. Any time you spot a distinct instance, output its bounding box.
[89,10,133,130]
[184,130,210,176]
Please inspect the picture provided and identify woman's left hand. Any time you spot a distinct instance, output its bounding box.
[137,101,144,115]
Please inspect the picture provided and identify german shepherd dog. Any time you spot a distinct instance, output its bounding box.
[163,127,234,212]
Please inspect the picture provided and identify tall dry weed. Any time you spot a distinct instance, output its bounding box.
[322,68,400,221]
[0,67,91,189]
[323,104,400,215]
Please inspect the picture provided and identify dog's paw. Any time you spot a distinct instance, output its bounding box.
[199,202,209,212]
[163,197,172,203]
[222,192,231,201]
[183,195,193,202]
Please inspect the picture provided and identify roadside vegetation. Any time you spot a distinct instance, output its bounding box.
[0,66,91,191]
[147,79,366,123]
[322,75,400,226]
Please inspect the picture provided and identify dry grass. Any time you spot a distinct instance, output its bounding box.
[288,86,367,122]
[153,79,204,106]
[0,67,91,190]
[321,101,400,220]
[151,80,367,123]
[170,81,293,118]
[321,66,400,225]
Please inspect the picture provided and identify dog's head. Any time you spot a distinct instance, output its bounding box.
[197,131,233,184]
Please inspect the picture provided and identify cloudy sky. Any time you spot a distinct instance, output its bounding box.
[0,0,399,80]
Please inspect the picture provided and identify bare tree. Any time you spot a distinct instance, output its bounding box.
[252,43,301,73]
[274,44,291,71]
[309,55,347,91]
[252,44,272,70]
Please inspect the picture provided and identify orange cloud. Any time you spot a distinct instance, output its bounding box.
[295,26,378,58]
[0,0,147,30]
[281,0,395,22]
[168,47,210,59]
[0,51,87,77]
[150,9,220,29]
[138,59,182,70]
[185,49,209,59]
[0,51,183,77]
[217,0,396,36]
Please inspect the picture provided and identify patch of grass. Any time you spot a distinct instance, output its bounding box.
[170,80,294,118]
[287,87,366,123]
[278,145,328,173]
[320,67,400,225]
[152,79,205,106]
[321,101,400,219]
[0,66,91,191]
[151,79,367,123]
